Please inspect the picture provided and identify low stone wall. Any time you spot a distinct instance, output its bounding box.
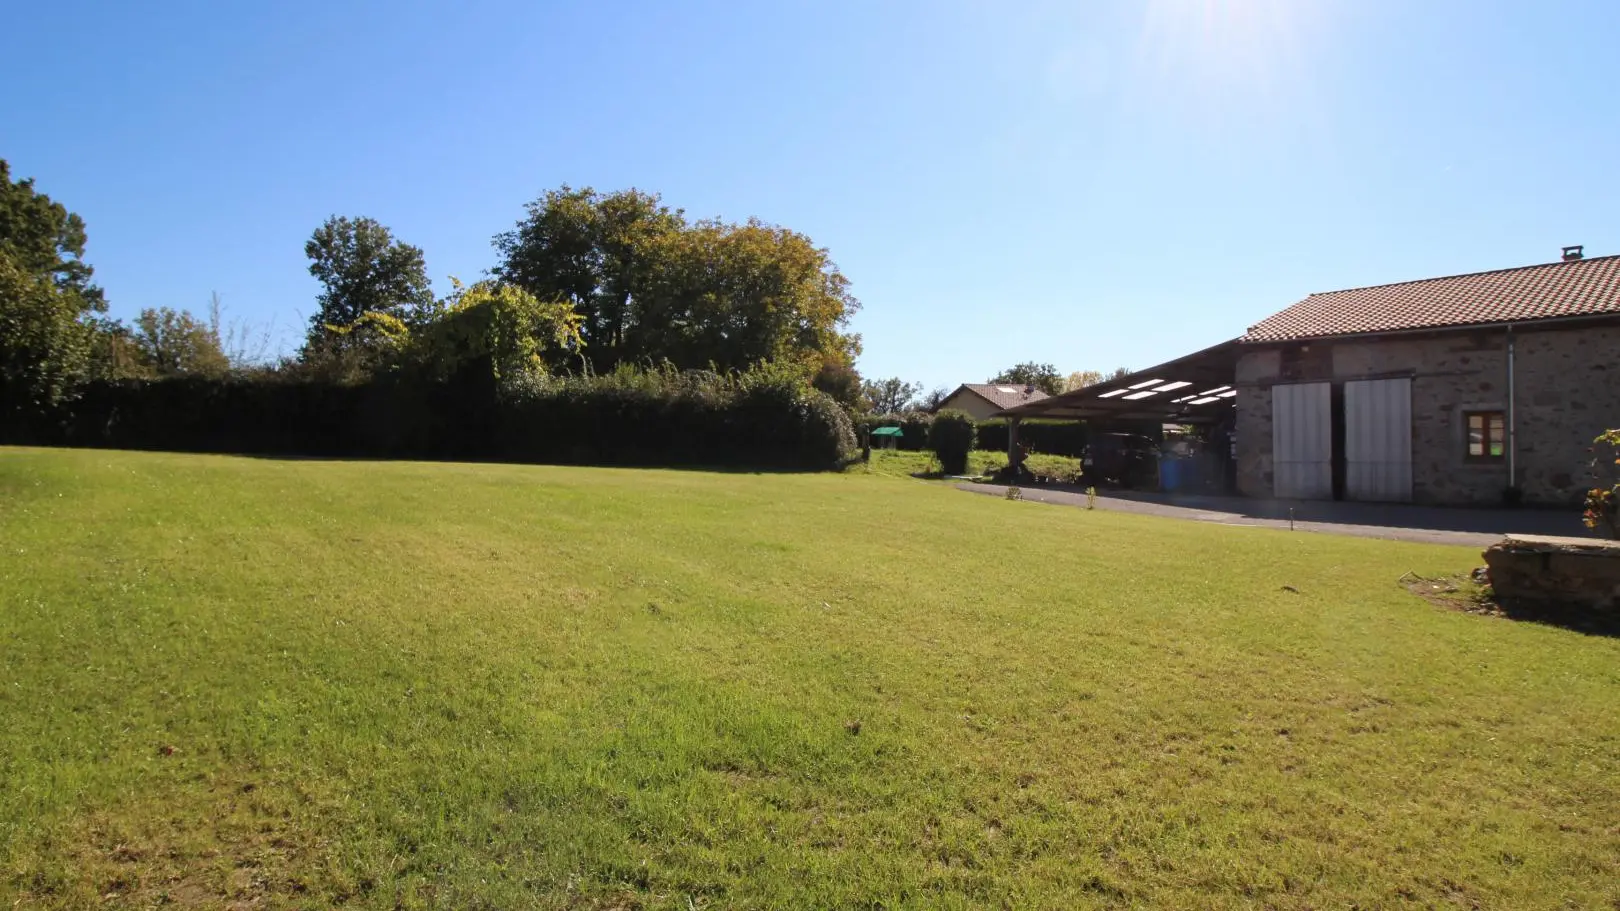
[1483,534,1620,610]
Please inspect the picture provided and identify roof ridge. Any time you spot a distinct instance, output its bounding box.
[1305,253,1620,299]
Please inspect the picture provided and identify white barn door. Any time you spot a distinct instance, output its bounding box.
[1272,382,1332,499]
[1344,377,1412,503]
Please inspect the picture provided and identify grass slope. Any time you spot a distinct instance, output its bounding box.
[1,448,1617,909]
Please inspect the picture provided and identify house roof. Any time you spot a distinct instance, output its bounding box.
[950,383,1050,410]
[1243,254,1620,343]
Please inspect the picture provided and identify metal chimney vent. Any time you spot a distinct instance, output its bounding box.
[1562,245,1584,262]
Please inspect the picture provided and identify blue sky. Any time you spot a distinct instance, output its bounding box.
[5,0,1618,390]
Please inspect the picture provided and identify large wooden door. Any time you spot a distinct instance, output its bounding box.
[1272,382,1332,499]
[1344,378,1413,502]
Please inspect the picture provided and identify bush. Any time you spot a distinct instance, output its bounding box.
[16,363,857,472]
[976,419,1088,458]
[929,410,976,475]
[860,411,933,451]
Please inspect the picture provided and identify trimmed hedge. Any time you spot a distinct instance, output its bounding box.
[19,365,857,471]
[859,411,933,451]
[976,419,1088,458]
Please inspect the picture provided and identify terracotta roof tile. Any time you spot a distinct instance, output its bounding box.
[957,383,1050,410]
[1243,254,1620,343]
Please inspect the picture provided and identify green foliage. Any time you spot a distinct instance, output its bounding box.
[1063,367,1132,392]
[0,162,105,425]
[976,418,1088,458]
[303,215,435,353]
[501,362,856,470]
[861,411,933,451]
[0,255,93,424]
[408,279,584,383]
[928,409,976,475]
[23,362,854,471]
[131,307,230,377]
[0,159,103,309]
[1583,429,1620,538]
[989,361,1063,396]
[494,186,860,373]
[810,357,863,410]
[493,186,684,357]
[861,377,919,414]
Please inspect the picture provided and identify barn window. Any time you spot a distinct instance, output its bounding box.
[1465,411,1506,460]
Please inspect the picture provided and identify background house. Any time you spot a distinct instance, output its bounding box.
[936,383,1048,421]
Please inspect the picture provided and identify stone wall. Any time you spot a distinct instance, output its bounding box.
[1234,321,1620,505]
[1484,535,1620,611]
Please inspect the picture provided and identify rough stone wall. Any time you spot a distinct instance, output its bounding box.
[1485,535,1620,611]
[1234,350,1278,498]
[1234,322,1620,505]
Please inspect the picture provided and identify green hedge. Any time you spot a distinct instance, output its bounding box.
[18,365,857,471]
[858,411,933,450]
[976,418,1088,458]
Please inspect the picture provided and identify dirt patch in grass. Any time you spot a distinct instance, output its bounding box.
[10,768,364,909]
[1402,571,1620,637]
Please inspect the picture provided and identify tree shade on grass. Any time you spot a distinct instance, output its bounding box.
[1,447,1617,909]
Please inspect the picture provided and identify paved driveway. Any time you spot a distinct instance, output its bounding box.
[955,483,1591,548]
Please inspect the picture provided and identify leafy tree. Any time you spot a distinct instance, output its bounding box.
[304,216,435,353]
[407,279,584,383]
[1062,367,1133,392]
[919,386,951,411]
[0,160,103,309]
[132,307,230,377]
[0,160,104,420]
[862,377,920,414]
[0,256,93,420]
[87,318,154,381]
[811,357,863,410]
[989,362,1063,396]
[494,186,683,358]
[494,187,860,373]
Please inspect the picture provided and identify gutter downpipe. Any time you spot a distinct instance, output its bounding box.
[1507,326,1517,491]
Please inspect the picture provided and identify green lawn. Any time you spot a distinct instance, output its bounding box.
[2,447,1617,909]
[851,449,1084,481]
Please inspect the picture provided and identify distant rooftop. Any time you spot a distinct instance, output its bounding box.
[955,383,1049,410]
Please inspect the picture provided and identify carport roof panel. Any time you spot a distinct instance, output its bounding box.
[998,339,1241,422]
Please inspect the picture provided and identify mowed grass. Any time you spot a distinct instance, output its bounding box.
[2,448,1618,909]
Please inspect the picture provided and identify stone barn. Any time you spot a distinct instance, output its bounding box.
[1001,249,1620,506]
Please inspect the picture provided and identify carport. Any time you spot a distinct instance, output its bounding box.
[997,340,1241,486]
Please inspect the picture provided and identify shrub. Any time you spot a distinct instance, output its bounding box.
[929,410,976,475]
[976,419,1088,459]
[861,411,933,451]
[1584,429,1620,538]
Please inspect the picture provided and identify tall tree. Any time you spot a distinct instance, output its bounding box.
[811,357,863,409]
[494,188,860,373]
[304,216,435,351]
[919,386,950,411]
[132,307,230,377]
[989,362,1063,396]
[1064,370,1102,392]
[0,160,103,309]
[862,377,921,414]
[493,186,683,359]
[0,160,102,419]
